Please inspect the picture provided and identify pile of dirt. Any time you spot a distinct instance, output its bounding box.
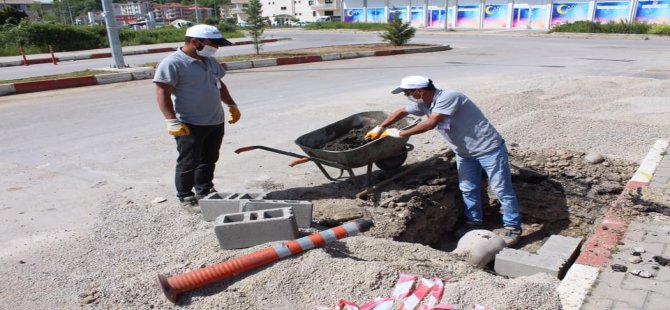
[319,125,375,151]
[270,144,639,253]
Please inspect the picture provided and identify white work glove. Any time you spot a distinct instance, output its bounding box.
[364,125,385,141]
[165,119,190,136]
[380,128,401,138]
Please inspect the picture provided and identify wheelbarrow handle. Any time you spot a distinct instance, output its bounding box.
[234,146,258,154]
[288,157,310,167]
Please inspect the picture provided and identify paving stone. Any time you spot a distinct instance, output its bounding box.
[655,267,670,282]
[582,298,613,310]
[621,272,670,295]
[598,269,626,287]
[611,301,641,310]
[645,292,670,309]
[589,282,648,308]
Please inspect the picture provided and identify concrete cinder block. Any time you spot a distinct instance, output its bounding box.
[243,200,313,228]
[94,72,133,85]
[200,192,265,221]
[537,235,583,262]
[214,207,298,249]
[495,248,566,278]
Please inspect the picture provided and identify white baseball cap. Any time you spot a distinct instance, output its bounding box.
[185,24,232,46]
[391,76,431,94]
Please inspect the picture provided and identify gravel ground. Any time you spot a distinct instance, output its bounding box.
[1,40,670,309]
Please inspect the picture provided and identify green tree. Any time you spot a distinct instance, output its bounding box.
[0,7,29,25]
[379,9,415,46]
[29,1,44,20]
[242,0,267,54]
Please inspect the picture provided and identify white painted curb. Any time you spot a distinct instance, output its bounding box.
[0,83,16,95]
[251,58,278,68]
[95,72,133,85]
[557,263,600,310]
[321,53,342,61]
[225,61,253,70]
[629,139,670,185]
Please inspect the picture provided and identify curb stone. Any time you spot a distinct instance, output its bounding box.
[0,44,450,96]
[557,139,670,310]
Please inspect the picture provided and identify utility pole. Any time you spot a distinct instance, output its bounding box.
[195,0,200,23]
[101,0,126,68]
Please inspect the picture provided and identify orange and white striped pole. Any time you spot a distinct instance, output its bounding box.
[158,219,374,303]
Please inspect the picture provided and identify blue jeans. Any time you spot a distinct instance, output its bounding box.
[455,143,521,228]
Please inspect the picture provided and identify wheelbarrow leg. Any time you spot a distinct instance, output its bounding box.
[366,163,373,187]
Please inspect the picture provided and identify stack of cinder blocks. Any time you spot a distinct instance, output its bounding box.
[494,235,583,278]
[199,192,314,250]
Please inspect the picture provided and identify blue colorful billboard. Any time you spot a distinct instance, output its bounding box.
[513,6,530,28]
[551,2,591,26]
[344,8,364,23]
[367,7,386,23]
[427,8,455,28]
[388,7,408,22]
[635,0,670,24]
[594,1,631,23]
[483,4,509,28]
[411,6,425,27]
[457,5,481,28]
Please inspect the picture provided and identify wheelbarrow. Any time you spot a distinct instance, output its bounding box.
[234,111,419,185]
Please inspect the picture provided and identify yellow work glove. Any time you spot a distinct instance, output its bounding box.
[364,126,385,141]
[165,119,190,136]
[380,128,401,138]
[228,104,241,124]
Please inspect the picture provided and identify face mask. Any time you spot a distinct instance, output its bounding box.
[196,44,218,57]
[406,90,425,104]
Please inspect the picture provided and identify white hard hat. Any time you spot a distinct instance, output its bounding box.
[185,24,232,46]
[391,76,431,94]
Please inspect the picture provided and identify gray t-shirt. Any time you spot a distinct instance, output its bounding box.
[406,89,503,157]
[153,48,226,125]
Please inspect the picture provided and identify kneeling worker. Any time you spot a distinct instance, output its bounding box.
[365,76,522,246]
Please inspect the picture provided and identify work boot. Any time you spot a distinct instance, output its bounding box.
[502,227,522,246]
[454,221,483,237]
[179,196,201,214]
[195,188,217,201]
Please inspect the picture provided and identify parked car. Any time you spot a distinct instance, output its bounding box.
[315,16,341,22]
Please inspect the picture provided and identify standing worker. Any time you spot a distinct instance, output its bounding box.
[365,76,522,246]
[153,24,241,213]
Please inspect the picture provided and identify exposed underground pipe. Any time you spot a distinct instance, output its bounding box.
[158,219,374,303]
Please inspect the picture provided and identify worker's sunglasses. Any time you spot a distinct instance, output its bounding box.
[403,89,418,96]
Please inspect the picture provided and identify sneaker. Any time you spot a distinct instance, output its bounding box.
[179,196,201,214]
[502,227,522,246]
[454,221,483,237]
[195,188,217,201]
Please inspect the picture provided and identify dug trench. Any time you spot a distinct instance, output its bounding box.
[266,126,640,262]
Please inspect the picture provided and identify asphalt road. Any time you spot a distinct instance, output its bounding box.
[1,30,669,258]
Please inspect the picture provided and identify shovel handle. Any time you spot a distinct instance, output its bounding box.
[288,157,310,167]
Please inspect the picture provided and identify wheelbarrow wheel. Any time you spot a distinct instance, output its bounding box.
[374,151,408,171]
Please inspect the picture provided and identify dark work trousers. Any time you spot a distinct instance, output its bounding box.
[174,123,225,199]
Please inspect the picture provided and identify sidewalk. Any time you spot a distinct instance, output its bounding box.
[0,44,450,96]
[559,140,670,310]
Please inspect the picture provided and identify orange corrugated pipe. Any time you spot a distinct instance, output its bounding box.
[158,219,374,303]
